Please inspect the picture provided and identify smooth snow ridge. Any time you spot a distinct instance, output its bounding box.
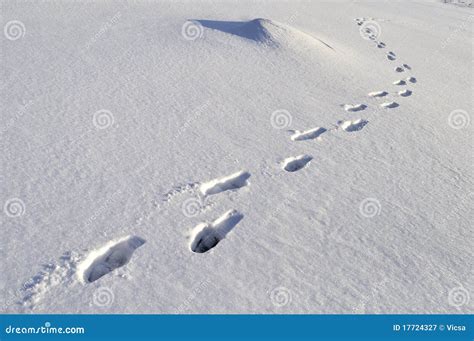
[198,18,334,50]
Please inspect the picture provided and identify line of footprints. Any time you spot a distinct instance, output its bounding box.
[76,16,419,280]
[183,17,418,255]
[21,18,419,302]
[122,19,411,259]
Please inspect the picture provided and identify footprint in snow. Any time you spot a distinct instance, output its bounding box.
[189,210,243,253]
[380,101,399,109]
[199,171,251,196]
[368,91,388,97]
[282,155,313,172]
[289,127,327,141]
[393,79,406,86]
[338,119,368,132]
[343,103,367,112]
[21,252,80,308]
[398,89,412,97]
[77,235,146,283]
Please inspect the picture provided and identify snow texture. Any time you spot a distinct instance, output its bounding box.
[1,0,473,314]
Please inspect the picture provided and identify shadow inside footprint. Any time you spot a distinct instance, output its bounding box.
[343,104,367,112]
[368,91,388,97]
[381,101,399,109]
[283,155,313,172]
[399,89,412,97]
[190,210,243,253]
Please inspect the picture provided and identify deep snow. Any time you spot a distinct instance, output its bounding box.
[1,0,473,314]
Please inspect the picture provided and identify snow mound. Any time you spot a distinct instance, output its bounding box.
[198,18,333,50]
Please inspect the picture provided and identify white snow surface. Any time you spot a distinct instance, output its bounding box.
[1,0,473,314]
